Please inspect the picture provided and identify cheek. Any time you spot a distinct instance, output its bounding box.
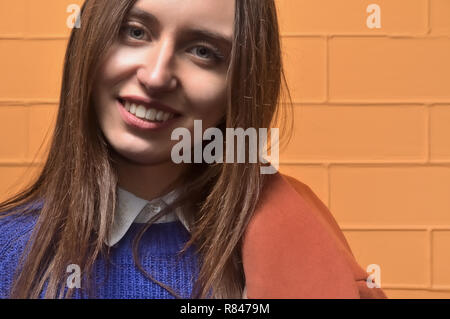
[184,71,228,120]
[93,48,138,126]
[98,47,140,86]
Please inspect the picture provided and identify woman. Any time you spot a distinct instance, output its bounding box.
[0,0,386,299]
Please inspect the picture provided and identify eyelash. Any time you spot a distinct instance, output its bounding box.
[120,23,225,63]
[192,41,225,62]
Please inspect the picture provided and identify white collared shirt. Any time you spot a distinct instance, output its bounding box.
[105,186,190,247]
[106,186,248,298]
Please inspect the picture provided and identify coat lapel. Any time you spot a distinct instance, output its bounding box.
[241,172,387,298]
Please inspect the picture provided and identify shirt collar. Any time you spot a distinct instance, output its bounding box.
[105,186,190,247]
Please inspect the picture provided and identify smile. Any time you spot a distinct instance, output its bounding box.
[116,97,181,131]
[117,96,181,123]
[120,100,175,123]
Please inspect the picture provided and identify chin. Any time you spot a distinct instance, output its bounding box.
[115,146,172,166]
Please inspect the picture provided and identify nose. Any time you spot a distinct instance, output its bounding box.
[136,39,178,93]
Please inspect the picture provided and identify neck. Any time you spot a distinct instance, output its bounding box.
[114,155,188,201]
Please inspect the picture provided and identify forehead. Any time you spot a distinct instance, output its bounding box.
[132,0,235,38]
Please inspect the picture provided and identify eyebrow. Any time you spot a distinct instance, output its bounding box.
[126,7,233,49]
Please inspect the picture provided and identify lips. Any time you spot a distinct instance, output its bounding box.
[116,98,180,131]
[117,96,180,117]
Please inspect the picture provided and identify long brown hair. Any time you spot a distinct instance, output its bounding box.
[0,0,293,298]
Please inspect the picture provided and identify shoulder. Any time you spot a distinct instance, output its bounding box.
[241,172,387,298]
[0,203,41,256]
[0,201,42,252]
[0,204,40,268]
[0,202,41,298]
[0,215,38,254]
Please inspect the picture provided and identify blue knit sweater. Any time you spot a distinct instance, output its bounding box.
[0,204,200,299]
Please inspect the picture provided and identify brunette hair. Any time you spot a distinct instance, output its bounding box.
[0,0,293,298]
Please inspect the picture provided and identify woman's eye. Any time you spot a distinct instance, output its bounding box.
[127,26,146,40]
[191,45,225,62]
[120,23,148,41]
[192,47,213,59]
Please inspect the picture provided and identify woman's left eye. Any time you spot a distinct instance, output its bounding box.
[190,45,225,62]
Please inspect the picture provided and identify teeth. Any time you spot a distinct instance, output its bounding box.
[145,108,157,121]
[162,112,170,121]
[155,111,164,121]
[122,100,175,122]
[135,105,147,119]
[130,103,136,114]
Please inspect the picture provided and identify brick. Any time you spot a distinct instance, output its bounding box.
[275,0,427,35]
[432,230,450,287]
[430,105,450,160]
[0,0,28,36]
[27,0,85,37]
[0,40,26,98]
[28,104,57,161]
[383,289,450,298]
[279,164,328,205]
[0,40,67,100]
[281,37,327,102]
[0,106,28,161]
[430,0,450,35]
[343,230,428,286]
[280,104,426,162]
[329,38,450,102]
[0,165,42,202]
[330,166,450,225]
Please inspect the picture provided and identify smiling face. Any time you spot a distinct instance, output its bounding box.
[93,0,235,165]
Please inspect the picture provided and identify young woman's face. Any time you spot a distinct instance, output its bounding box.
[93,0,235,165]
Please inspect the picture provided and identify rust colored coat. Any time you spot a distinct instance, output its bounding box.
[241,173,387,298]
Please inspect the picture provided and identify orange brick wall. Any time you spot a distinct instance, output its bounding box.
[276,0,450,298]
[0,0,449,298]
[0,0,84,201]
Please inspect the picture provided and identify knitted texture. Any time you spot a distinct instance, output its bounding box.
[0,205,199,299]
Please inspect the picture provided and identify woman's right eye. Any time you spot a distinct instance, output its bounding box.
[120,23,149,42]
